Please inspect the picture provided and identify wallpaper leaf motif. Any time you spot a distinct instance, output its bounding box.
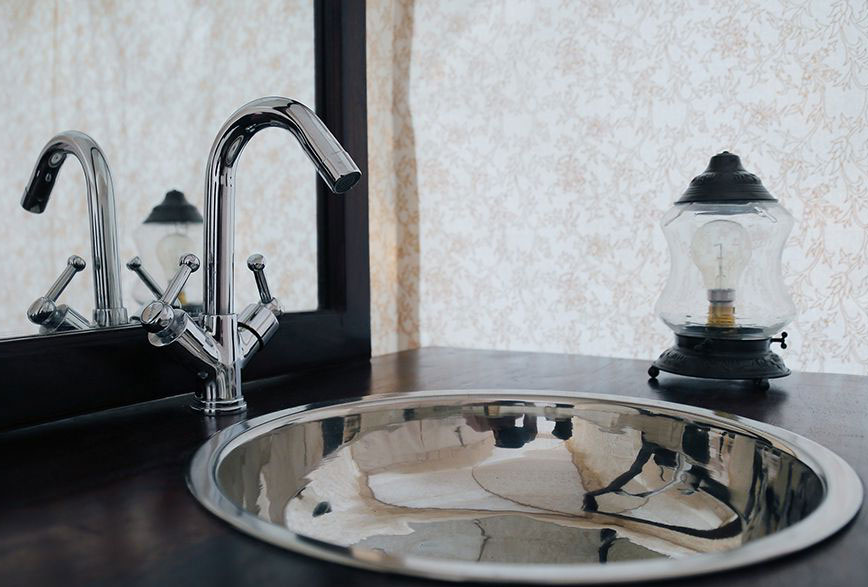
[368,0,868,375]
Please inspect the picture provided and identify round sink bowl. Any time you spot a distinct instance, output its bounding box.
[188,390,862,584]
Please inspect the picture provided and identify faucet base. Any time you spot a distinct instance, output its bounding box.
[190,395,247,416]
[93,307,129,327]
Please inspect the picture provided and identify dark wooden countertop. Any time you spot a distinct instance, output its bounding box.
[1,347,865,586]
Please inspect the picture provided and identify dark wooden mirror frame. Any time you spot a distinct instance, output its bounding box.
[0,0,370,431]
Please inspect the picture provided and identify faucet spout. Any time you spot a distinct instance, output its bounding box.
[203,97,361,317]
[21,131,128,327]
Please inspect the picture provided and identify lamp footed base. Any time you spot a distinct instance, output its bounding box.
[649,334,790,388]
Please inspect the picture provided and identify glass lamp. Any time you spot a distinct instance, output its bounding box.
[649,152,795,389]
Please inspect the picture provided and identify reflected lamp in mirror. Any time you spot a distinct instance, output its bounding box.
[649,152,795,389]
[132,190,203,313]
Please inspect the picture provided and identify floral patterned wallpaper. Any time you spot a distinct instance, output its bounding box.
[367,0,868,375]
[0,0,316,338]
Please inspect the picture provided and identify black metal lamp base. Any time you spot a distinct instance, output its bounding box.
[649,333,790,390]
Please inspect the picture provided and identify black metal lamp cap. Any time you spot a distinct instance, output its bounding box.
[677,151,776,204]
[144,190,204,224]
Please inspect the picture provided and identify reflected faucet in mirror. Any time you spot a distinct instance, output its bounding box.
[137,97,361,416]
[21,131,129,330]
[126,256,166,303]
[26,255,90,334]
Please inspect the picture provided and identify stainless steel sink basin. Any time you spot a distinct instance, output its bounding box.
[188,390,862,584]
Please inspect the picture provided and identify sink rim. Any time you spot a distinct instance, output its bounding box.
[188,389,863,584]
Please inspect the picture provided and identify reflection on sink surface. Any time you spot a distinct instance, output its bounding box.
[189,390,862,584]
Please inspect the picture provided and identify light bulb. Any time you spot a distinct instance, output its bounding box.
[689,220,751,328]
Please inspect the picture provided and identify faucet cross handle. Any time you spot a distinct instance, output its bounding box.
[160,254,200,306]
[126,256,165,301]
[246,254,282,317]
[140,254,199,333]
[246,254,274,304]
[46,255,86,301]
[27,255,90,332]
[236,253,282,367]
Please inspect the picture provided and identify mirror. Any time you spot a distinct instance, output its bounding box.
[0,0,317,339]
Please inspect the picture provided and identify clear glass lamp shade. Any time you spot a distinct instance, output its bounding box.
[654,201,795,339]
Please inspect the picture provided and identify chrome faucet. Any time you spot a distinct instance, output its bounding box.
[22,131,129,328]
[138,97,360,415]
